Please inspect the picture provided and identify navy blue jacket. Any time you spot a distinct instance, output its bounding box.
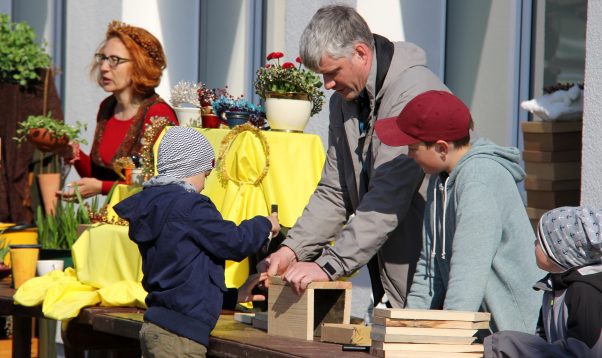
[114,184,270,346]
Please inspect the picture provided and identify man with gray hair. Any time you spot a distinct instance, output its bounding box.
[260,5,448,308]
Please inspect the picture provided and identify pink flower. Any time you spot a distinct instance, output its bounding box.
[282,62,295,69]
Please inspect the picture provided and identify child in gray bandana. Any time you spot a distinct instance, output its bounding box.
[485,206,602,358]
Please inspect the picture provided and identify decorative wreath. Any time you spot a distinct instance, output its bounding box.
[217,123,270,186]
[139,116,171,180]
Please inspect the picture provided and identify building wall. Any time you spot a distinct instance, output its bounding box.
[581,0,602,205]
[446,0,528,147]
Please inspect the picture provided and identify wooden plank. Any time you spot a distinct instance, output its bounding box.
[370,332,476,345]
[269,276,352,289]
[522,149,581,162]
[371,317,489,330]
[372,309,490,322]
[370,348,483,358]
[523,132,581,151]
[371,341,484,352]
[524,177,580,191]
[523,161,581,180]
[268,280,312,340]
[527,190,580,209]
[371,325,477,337]
[234,312,255,324]
[320,323,371,346]
[253,317,268,331]
[521,121,582,133]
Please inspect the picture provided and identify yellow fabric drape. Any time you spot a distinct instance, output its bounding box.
[13,225,147,320]
[13,127,325,319]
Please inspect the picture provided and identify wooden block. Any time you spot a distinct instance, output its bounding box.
[370,348,483,358]
[524,161,581,180]
[371,341,484,353]
[320,323,371,346]
[371,316,489,330]
[254,312,268,321]
[267,276,351,340]
[234,312,255,324]
[373,309,490,322]
[370,332,477,345]
[526,207,549,220]
[524,177,580,191]
[523,132,581,151]
[522,150,581,162]
[521,121,582,133]
[253,314,268,331]
[527,190,580,209]
[371,325,477,338]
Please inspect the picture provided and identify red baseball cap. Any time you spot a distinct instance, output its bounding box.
[375,90,471,147]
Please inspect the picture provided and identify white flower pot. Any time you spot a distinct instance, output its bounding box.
[265,92,312,132]
[174,106,201,127]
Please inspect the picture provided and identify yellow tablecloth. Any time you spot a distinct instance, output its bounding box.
[109,128,325,288]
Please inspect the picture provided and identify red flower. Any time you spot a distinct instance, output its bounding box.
[282,62,295,69]
[273,52,284,59]
[266,52,277,60]
[295,57,302,63]
[265,64,271,68]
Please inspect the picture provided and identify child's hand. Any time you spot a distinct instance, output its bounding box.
[267,212,280,237]
[237,272,269,303]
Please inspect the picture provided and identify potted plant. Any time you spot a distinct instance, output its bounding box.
[211,94,266,129]
[254,52,325,132]
[170,80,202,127]
[0,14,64,224]
[14,112,87,152]
[0,13,51,86]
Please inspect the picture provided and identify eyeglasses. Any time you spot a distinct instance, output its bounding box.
[94,53,131,68]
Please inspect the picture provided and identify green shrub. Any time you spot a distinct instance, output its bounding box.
[0,13,51,86]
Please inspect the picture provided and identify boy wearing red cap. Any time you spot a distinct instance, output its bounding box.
[375,90,543,333]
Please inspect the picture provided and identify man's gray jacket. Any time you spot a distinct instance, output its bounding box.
[281,40,448,307]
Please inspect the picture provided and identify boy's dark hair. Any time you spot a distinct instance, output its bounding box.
[424,116,474,148]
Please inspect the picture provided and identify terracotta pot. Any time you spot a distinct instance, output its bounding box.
[38,173,61,215]
[27,128,69,152]
[264,92,311,133]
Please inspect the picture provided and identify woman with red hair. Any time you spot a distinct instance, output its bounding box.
[59,21,178,198]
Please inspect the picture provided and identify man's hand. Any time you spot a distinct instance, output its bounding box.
[237,272,269,303]
[282,262,330,296]
[256,246,298,288]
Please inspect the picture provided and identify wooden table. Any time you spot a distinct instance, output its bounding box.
[1,278,370,357]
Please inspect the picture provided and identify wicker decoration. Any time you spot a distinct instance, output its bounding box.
[139,116,171,180]
[217,123,270,186]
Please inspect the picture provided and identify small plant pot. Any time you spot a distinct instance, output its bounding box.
[202,114,220,128]
[38,173,61,215]
[222,111,250,128]
[27,128,69,152]
[174,106,201,127]
[9,244,41,288]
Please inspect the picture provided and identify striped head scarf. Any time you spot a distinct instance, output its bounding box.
[156,126,215,179]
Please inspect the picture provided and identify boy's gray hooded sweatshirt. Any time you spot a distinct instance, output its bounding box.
[406,138,543,332]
